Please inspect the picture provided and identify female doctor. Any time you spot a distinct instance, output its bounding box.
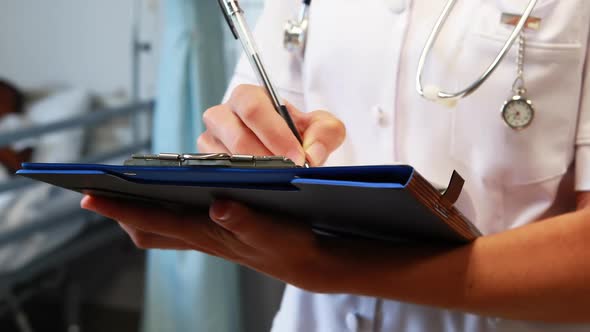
[81,0,590,331]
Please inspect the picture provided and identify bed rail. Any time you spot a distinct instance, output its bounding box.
[0,100,154,246]
[0,100,154,194]
[0,101,153,147]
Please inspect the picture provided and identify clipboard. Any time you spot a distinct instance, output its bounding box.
[17,162,482,244]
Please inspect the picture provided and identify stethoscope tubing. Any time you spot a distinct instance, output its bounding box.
[415,0,538,101]
[286,0,539,103]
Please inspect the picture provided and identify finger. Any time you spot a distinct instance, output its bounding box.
[202,104,272,156]
[228,85,305,164]
[118,222,193,250]
[197,130,230,153]
[209,200,314,250]
[82,195,212,244]
[81,196,248,258]
[283,99,312,132]
[118,222,224,256]
[236,105,345,167]
[301,110,346,166]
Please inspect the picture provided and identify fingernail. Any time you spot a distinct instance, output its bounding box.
[210,201,233,222]
[305,142,327,166]
[80,195,95,211]
[286,149,305,166]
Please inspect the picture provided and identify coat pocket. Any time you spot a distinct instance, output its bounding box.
[449,0,587,186]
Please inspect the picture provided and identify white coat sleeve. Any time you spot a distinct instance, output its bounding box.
[223,0,305,111]
[575,28,590,191]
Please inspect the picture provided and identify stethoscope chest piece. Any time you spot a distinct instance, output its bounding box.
[284,19,308,54]
[284,0,311,56]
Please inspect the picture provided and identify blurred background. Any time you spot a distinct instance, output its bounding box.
[0,1,284,331]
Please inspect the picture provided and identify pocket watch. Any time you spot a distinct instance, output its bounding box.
[501,94,535,130]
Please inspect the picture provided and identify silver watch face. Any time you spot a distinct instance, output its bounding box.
[501,96,534,130]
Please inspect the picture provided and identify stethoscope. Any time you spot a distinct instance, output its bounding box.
[284,0,540,130]
[284,0,311,55]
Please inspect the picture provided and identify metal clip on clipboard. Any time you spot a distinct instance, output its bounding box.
[124,153,299,168]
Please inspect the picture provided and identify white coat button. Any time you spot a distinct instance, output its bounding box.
[345,312,360,331]
[385,0,407,14]
[373,105,390,128]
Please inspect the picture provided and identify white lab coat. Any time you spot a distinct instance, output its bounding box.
[226,0,590,331]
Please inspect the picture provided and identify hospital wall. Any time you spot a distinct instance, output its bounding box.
[0,0,160,100]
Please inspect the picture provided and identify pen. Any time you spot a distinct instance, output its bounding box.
[218,0,310,168]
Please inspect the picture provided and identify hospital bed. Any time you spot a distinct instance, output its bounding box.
[0,98,153,332]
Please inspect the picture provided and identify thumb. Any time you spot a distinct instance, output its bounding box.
[301,110,346,166]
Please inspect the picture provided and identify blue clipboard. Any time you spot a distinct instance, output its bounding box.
[17,163,481,244]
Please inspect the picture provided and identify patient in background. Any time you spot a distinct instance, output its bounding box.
[0,80,33,175]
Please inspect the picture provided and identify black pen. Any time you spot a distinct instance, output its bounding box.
[218,0,310,168]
